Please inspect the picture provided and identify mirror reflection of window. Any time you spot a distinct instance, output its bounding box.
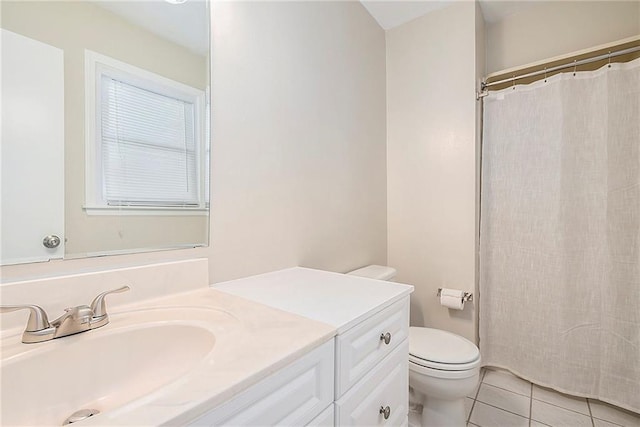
[0,0,210,264]
[85,51,207,213]
[102,77,199,206]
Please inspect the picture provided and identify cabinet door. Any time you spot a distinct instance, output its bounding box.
[189,340,334,426]
[335,298,409,397]
[1,29,64,265]
[307,404,334,427]
[336,340,408,426]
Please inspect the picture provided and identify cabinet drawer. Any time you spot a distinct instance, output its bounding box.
[335,297,409,397]
[189,340,334,426]
[306,404,334,426]
[335,339,409,426]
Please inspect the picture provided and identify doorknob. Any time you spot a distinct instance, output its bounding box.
[42,235,61,248]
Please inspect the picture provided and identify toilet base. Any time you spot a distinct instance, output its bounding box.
[409,363,479,426]
[421,396,466,427]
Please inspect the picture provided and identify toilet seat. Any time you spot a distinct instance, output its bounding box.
[409,327,481,372]
[408,359,479,379]
[409,354,480,371]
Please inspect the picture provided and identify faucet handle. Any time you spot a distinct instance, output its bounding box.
[89,285,130,319]
[0,304,51,331]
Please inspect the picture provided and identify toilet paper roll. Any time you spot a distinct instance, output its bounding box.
[440,288,465,310]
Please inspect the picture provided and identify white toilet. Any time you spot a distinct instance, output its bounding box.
[347,265,481,427]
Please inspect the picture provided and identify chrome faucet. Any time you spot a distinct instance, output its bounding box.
[0,285,130,343]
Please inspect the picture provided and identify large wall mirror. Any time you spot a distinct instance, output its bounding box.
[1,0,210,266]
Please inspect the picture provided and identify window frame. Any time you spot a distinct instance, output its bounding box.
[84,50,207,216]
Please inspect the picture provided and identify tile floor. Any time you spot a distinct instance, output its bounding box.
[465,369,640,427]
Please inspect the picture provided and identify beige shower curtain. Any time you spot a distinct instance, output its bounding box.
[479,58,640,413]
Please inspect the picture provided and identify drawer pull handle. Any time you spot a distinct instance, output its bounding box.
[380,332,391,345]
[379,405,391,420]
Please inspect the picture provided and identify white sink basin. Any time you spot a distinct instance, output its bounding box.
[0,287,335,427]
[0,307,234,426]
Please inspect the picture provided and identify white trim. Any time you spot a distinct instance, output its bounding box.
[84,49,207,213]
[83,205,208,216]
[79,244,207,259]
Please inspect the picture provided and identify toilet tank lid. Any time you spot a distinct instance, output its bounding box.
[346,265,397,281]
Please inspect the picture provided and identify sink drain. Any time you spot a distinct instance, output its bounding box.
[62,409,100,425]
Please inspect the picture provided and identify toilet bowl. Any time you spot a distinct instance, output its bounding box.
[347,265,481,427]
[409,326,480,427]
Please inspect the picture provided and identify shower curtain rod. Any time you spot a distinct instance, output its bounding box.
[478,43,640,97]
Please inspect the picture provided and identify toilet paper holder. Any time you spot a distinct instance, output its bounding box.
[437,288,473,303]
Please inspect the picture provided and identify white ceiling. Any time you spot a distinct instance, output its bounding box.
[93,0,208,56]
[360,0,539,30]
[478,0,540,24]
[93,0,538,54]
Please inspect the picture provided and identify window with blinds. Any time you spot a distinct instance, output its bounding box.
[101,76,198,206]
[85,50,207,214]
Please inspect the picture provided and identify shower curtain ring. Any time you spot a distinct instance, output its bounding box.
[573,60,577,76]
[544,68,547,83]
[512,75,516,90]
[608,51,612,68]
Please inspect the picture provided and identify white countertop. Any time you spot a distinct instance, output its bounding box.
[214,267,414,334]
[99,289,335,426]
[1,264,412,426]
[1,287,335,426]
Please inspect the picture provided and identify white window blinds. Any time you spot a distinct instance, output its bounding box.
[100,75,198,206]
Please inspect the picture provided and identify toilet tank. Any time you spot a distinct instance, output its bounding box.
[346,265,397,281]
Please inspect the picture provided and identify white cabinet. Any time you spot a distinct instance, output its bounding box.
[307,404,334,426]
[212,268,413,427]
[336,341,409,426]
[335,298,409,397]
[333,297,409,426]
[196,296,409,426]
[189,340,334,426]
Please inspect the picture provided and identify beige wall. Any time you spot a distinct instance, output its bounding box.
[208,1,387,283]
[1,1,388,284]
[386,2,480,342]
[486,1,640,74]
[1,1,208,257]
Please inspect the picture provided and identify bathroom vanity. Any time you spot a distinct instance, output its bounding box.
[212,267,413,426]
[0,261,412,426]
